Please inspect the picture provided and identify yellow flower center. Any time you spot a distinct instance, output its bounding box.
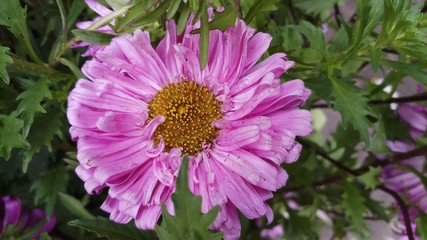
[148,81,222,155]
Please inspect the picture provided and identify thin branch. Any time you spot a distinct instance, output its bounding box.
[378,186,415,240]
[311,93,427,109]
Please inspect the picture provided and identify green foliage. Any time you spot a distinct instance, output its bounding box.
[0,113,30,160]
[16,78,52,138]
[69,217,154,240]
[358,167,381,190]
[0,46,13,84]
[58,192,95,219]
[330,77,376,144]
[22,110,63,172]
[155,156,223,240]
[341,181,368,232]
[72,29,116,45]
[0,0,41,63]
[31,165,69,217]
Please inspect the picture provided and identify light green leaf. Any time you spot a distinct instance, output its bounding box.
[341,181,368,231]
[155,156,223,240]
[16,77,52,138]
[31,165,69,217]
[331,77,376,144]
[0,113,30,160]
[0,46,13,84]
[58,192,95,219]
[72,29,116,46]
[69,217,154,240]
[358,167,381,190]
[166,0,181,20]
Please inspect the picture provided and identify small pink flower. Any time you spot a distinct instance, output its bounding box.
[67,15,312,239]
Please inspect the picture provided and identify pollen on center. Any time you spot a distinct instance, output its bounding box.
[148,81,222,155]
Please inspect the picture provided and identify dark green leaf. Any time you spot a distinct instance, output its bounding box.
[58,192,95,219]
[16,77,52,138]
[22,110,63,172]
[155,156,223,240]
[330,77,376,144]
[72,29,116,46]
[0,113,30,160]
[382,60,427,86]
[341,181,367,231]
[69,217,154,240]
[0,46,13,84]
[31,165,69,217]
[0,0,42,63]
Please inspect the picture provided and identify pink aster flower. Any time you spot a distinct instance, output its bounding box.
[67,16,312,239]
[380,103,427,239]
[0,196,56,239]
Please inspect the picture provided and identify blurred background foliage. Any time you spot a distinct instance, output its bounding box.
[1,0,427,239]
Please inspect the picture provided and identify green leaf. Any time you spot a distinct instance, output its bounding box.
[244,0,278,24]
[39,232,53,240]
[58,192,95,219]
[0,113,30,160]
[382,60,427,86]
[358,166,381,190]
[16,77,52,138]
[22,110,63,172]
[31,165,69,217]
[295,21,326,54]
[0,0,42,63]
[341,181,367,231]
[330,77,376,144]
[126,0,172,28]
[199,5,209,70]
[364,198,390,222]
[416,213,427,240]
[72,29,116,46]
[295,0,341,16]
[0,46,13,84]
[155,155,223,240]
[69,217,154,240]
[166,0,181,20]
[209,7,239,31]
[177,4,191,35]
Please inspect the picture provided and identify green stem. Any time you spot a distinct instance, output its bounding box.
[9,57,69,78]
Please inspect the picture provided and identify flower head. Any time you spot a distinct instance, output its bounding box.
[380,103,427,239]
[67,16,312,239]
[0,196,56,239]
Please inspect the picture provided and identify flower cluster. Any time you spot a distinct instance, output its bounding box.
[68,5,312,239]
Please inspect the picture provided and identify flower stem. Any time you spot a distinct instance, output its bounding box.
[310,93,427,109]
